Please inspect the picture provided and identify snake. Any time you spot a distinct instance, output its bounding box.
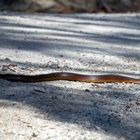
[0,72,140,84]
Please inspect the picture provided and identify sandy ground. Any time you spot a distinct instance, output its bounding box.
[0,12,140,140]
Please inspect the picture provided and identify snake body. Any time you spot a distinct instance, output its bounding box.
[0,72,140,84]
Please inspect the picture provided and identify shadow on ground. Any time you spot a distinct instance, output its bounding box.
[0,79,140,140]
[0,13,140,60]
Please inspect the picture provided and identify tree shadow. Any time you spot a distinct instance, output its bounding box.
[0,79,140,140]
[0,13,140,61]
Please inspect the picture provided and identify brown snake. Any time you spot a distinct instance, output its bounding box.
[0,72,140,84]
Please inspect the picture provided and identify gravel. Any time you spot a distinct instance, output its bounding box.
[0,12,140,140]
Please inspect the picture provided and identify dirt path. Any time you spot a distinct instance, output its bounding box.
[0,12,140,140]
